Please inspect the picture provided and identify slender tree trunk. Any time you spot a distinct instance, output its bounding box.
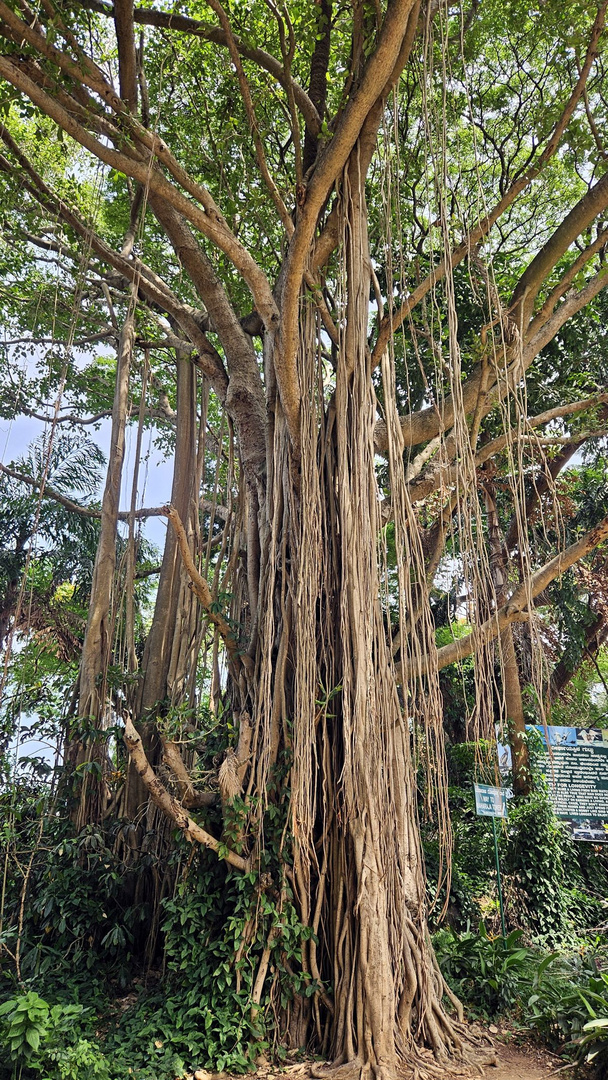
[122,349,199,821]
[484,483,529,795]
[71,304,134,825]
[500,625,529,796]
[136,352,198,717]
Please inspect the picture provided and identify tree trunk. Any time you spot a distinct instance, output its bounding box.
[71,304,134,825]
[237,160,467,1076]
[484,482,530,796]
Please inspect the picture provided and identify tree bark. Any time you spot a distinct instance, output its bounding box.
[72,303,134,825]
[484,482,529,795]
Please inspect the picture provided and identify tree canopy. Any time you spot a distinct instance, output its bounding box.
[1,0,608,1075]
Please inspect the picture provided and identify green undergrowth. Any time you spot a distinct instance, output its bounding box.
[4,740,608,1078]
[434,925,608,1075]
[424,740,608,1075]
[423,740,608,942]
[0,850,304,1080]
[0,781,311,1080]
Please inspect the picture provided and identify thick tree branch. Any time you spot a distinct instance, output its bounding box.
[123,715,248,870]
[113,0,137,109]
[405,511,608,678]
[511,171,608,325]
[149,201,268,492]
[376,262,608,455]
[405,392,608,504]
[161,738,218,808]
[77,0,322,135]
[0,28,279,328]
[312,0,420,274]
[302,0,332,174]
[278,0,419,444]
[528,225,608,336]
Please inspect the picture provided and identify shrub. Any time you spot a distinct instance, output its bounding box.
[0,991,110,1080]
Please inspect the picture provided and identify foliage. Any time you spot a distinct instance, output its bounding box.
[502,790,567,940]
[435,922,608,1066]
[0,991,110,1080]
[106,862,269,1075]
[434,924,536,1016]
[0,795,152,990]
[0,768,313,1077]
[423,742,608,944]
[578,1012,608,1078]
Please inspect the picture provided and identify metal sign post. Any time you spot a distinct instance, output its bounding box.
[492,817,507,940]
[474,783,507,940]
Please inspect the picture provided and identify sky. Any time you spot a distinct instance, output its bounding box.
[0,388,175,551]
[1,359,177,776]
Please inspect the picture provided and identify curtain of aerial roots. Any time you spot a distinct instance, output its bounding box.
[256,158,470,1077]
[419,4,556,765]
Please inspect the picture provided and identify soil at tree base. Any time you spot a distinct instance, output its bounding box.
[488,1038,573,1080]
[187,1039,573,1080]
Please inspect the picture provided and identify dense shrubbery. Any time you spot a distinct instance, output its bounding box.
[434,927,608,1074]
[0,834,273,1080]
[3,734,608,1078]
[0,776,309,1079]
[424,740,608,943]
[423,738,608,1074]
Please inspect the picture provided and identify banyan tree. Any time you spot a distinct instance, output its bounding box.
[1,0,608,1073]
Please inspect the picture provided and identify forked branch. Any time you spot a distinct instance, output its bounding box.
[123,716,248,870]
[79,0,322,135]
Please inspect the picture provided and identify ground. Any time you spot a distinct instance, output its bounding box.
[184,1036,576,1080]
[490,1039,571,1080]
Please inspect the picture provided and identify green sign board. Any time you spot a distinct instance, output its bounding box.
[474,783,508,818]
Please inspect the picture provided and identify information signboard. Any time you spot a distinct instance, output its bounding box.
[496,726,608,842]
[473,783,507,937]
[474,783,508,818]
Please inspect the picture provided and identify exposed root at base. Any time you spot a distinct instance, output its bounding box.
[309,1039,497,1080]
[402,1047,496,1080]
[311,1060,363,1080]
[310,1059,392,1080]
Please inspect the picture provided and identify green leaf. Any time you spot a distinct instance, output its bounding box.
[25,1026,41,1051]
